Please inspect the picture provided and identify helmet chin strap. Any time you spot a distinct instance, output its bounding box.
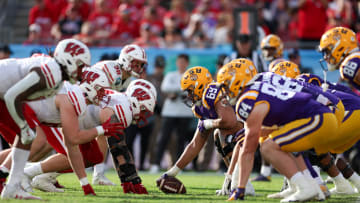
[321,70,329,92]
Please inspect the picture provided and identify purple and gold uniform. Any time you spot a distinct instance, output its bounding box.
[192,83,225,120]
[252,72,345,126]
[339,52,360,90]
[236,82,339,154]
[297,73,360,153]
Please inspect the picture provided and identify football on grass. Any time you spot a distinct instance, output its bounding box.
[156,175,186,194]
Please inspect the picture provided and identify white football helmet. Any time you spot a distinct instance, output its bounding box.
[54,39,91,84]
[93,60,124,91]
[126,85,156,127]
[80,68,111,105]
[127,79,157,99]
[118,44,147,77]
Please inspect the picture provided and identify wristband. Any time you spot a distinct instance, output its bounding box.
[203,119,214,130]
[166,165,181,176]
[95,126,104,136]
[79,177,89,186]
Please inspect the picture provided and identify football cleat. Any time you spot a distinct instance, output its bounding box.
[133,183,148,194]
[319,183,331,199]
[267,180,295,199]
[21,174,33,193]
[251,175,271,182]
[330,180,356,195]
[121,182,134,193]
[280,180,318,202]
[31,174,64,193]
[1,183,41,200]
[92,174,116,186]
[227,188,245,201]
[0,178,6,194]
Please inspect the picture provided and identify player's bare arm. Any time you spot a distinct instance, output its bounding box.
[238,102,268,188]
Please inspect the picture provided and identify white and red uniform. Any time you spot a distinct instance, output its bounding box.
[38,90,133,168]
[92,60,132,92]
[0,55,63,144]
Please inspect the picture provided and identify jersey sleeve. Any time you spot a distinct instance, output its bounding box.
[40,59,62,89]
[340,54,360,86]
[235,90,259,122]
[66,84,87,117]
[202,83,225,110]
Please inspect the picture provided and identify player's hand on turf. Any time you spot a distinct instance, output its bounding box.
[216,173,231,196]
[228,188,245,201]
[82,184,96,196]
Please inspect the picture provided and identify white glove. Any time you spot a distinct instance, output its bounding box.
[20,125,36,145]
[216,173,231,196]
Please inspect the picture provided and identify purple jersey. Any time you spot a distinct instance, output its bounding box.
[297,73,355,95]
[192,83,224,120]
[252,72,340,106]
[339,52,360,90]
[236,82,332,127]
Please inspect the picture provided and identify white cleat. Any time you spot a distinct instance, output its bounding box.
[267,186,296,199]
[1,183,41,200]
[92,174,116,186]
[319,183,331,199]
[32,174,64,193]
[330,180,356,195]
[245,180,255,196]
[280,180,317,202]
[21,174,33,193]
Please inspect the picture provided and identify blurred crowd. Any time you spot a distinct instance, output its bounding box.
[25,0,360,48]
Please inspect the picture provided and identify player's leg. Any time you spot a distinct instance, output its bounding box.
[92,135,115,186]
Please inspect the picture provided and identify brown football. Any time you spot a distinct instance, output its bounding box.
[156,176,186,194]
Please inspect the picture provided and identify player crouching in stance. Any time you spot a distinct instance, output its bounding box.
[23,79,156,194]
[225,67,345,201]
[156,66,255,194]
[0,39,91,199]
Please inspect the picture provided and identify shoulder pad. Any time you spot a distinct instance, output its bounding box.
[107,93,133,128]
[65,83,87,116]
[202,83,224,110]
[340,52,360,81]
[39,57,62,89]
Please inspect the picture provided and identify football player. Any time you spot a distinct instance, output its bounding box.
[24,79,156,194]
[254,34,284,182]
[319,27,360,90]
[1,68,125,198]
[89,44,147,185]
[0,39,91,199]
[157,66,249,193]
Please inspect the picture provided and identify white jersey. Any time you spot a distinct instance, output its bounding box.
[79,90,133,130]
[27,82,87,126]
[0,55,63,100]
[92,60,130,92]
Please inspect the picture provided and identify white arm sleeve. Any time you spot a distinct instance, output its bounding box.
[4,71,40,129]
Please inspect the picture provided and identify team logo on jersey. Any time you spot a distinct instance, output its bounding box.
[65,42,85,56]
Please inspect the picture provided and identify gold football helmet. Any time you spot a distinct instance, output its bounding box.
[217,59,256,105]
[271,61,300,79]
[268,58,286,72]
[319,27,358,71]
[230,58,258,76]
[261,34,284,62]
[181,66,212,106]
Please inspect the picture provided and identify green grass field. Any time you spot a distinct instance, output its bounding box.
[2,171,360,202]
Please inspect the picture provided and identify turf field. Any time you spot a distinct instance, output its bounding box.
[3,171,360,202]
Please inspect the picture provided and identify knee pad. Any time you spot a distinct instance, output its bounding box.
[119,164,140,184]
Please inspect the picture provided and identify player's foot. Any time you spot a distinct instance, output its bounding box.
[245,180,255,196]
[121,182,134,193]
[267,186,295,199]
[319,183,331,199]
[280,177,288,192]
[133,183,148,194]
[31,174,64,193]
[0,178,6,194]
[251,174,271,182]
[21,174,33,193]
[330,180,356,195]
[92,174,116,186]
[280,182,317,202]
[1,183,41,200]
[325,176,334,184]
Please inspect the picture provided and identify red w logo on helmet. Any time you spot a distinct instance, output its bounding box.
[65,42,85,56]
[125,46,135,54]
[132,88,150,101]
[82,71,99,84]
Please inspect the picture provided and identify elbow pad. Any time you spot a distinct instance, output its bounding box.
[4,71,40,129]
